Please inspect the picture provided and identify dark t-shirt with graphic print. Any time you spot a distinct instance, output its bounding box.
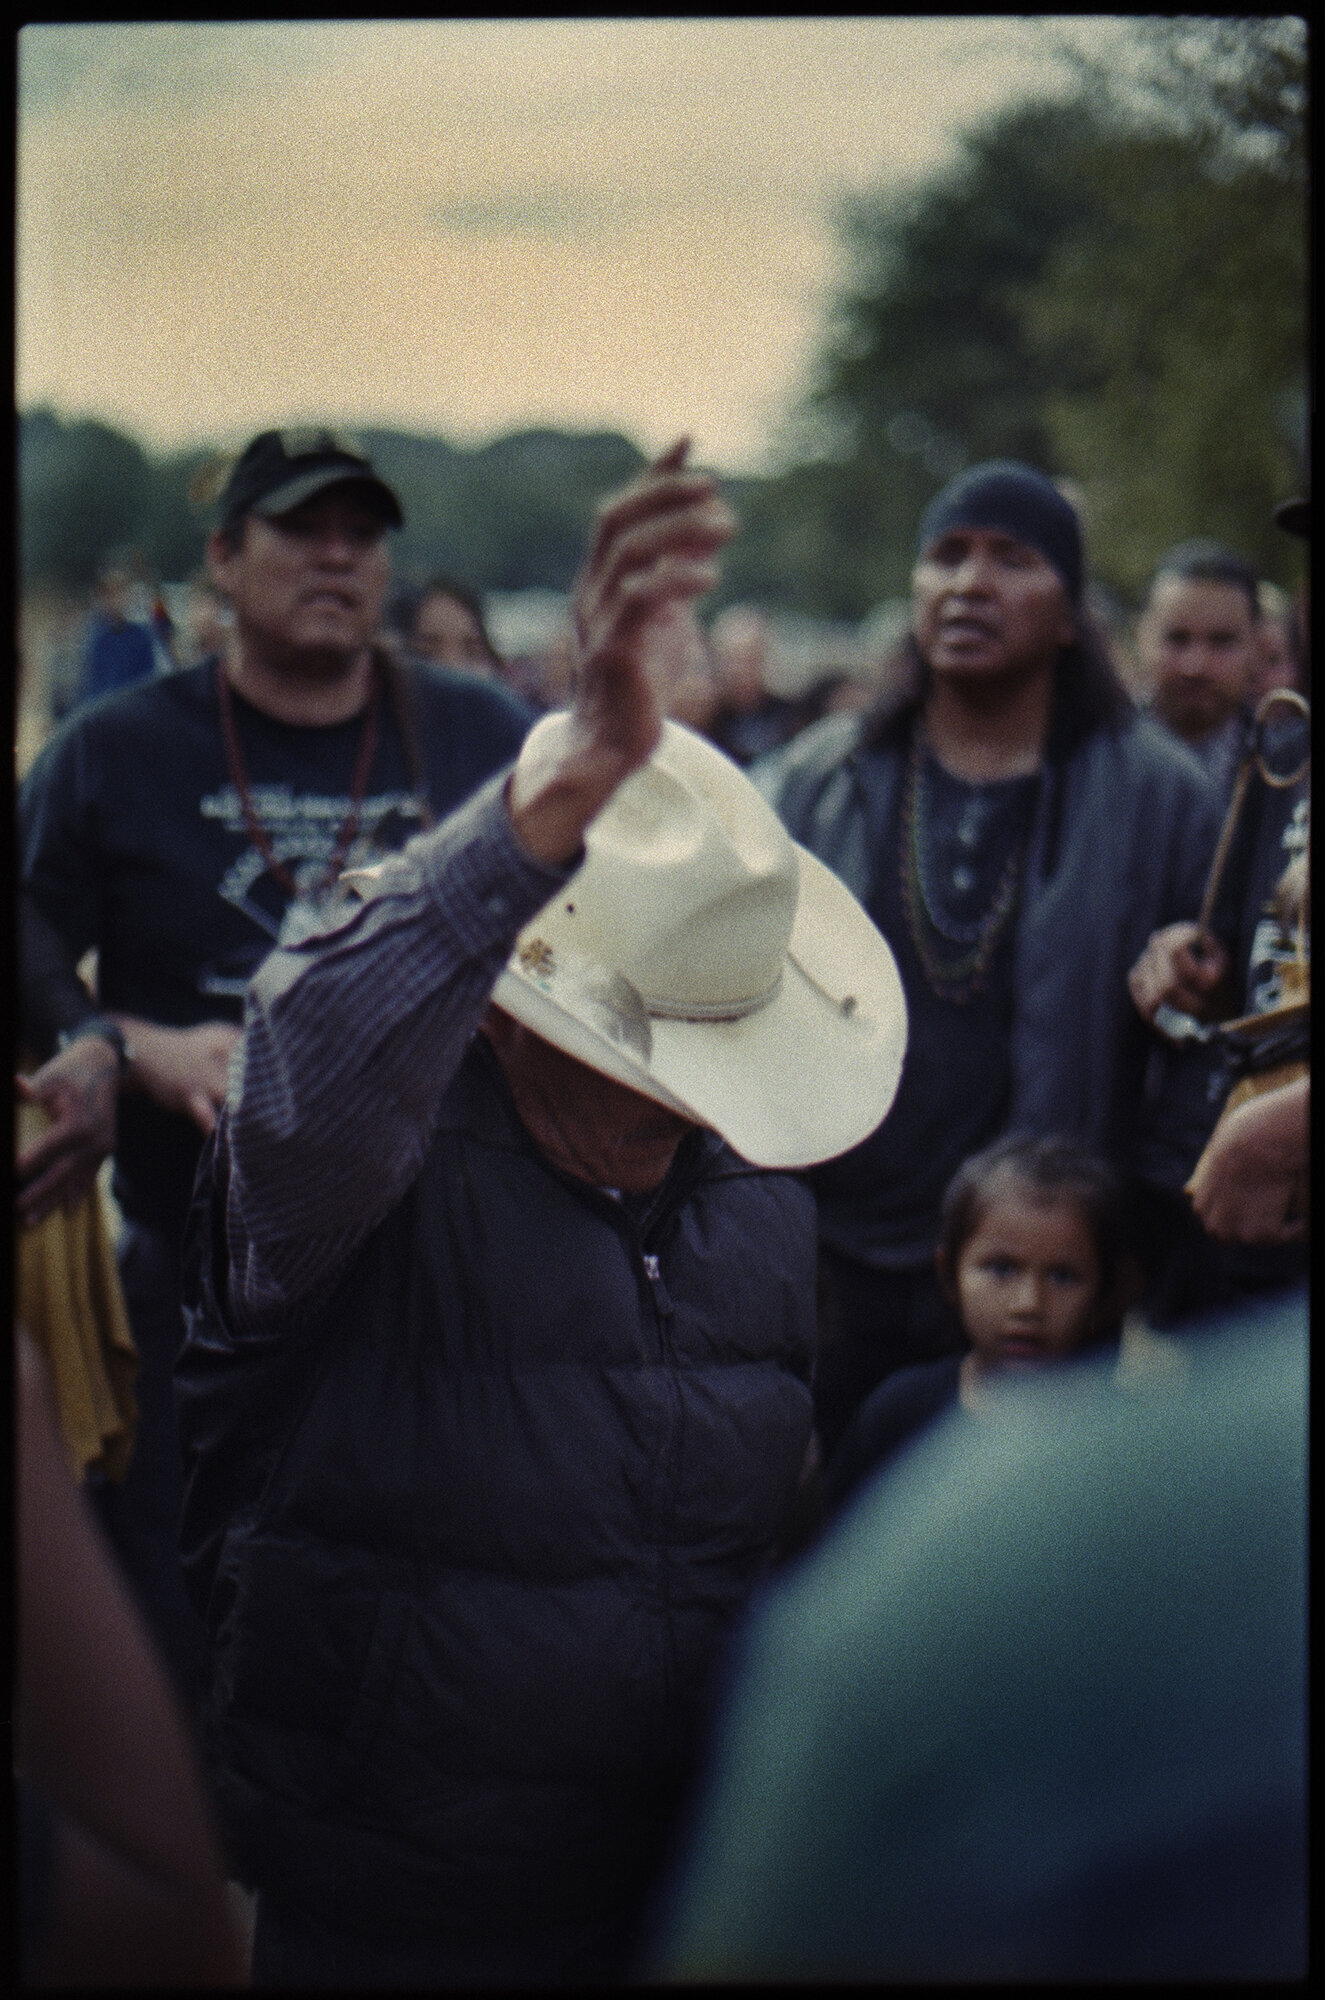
[20,655,533,1243]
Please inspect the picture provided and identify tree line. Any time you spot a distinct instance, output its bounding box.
[19,18,1306,618]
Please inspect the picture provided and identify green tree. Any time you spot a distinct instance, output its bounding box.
[812,95,1108,474]
[1019,17,1307,594]
[785,16,1306,609]
[785,91,1116,611]
[136,448,217,581]
[20,410,154,591]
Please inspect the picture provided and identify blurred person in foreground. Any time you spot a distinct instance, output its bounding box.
[1137,539,1264,806]
[17,1326,246,1988]
[757,462,1220,1454]
[16,428,534,1709]
[173,440,906,1986]
[652,1281,1305,1982]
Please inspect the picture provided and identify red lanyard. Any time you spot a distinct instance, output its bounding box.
[215,658,382,898]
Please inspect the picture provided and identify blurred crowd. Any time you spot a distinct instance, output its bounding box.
[24,529,1307,787]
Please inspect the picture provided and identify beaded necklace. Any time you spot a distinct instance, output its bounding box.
[216,656,383,900]
[899,728,1031,1004]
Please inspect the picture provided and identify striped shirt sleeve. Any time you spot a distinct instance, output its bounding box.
[218,771,575,1334]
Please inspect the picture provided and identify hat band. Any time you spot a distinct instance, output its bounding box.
[645,967,784,1023]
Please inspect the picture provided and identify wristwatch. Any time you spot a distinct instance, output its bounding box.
[57,1017,134,1078]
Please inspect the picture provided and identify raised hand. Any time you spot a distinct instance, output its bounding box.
[509,438,736,865]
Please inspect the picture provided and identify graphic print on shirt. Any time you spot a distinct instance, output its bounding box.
[197,781,428,995]
[1248,794,1309,1014]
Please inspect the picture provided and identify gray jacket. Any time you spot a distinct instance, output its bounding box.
[757,697,1222,1168]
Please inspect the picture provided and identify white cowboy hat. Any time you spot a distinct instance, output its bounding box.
[486,713,906,1170]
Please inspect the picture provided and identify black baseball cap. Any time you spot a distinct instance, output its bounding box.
[1273,496,1309,540]
[217,428,404,531]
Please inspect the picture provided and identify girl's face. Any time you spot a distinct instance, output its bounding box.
[953,1185,1102,1367]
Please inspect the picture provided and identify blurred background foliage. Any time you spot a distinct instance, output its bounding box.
[19,17,1306,617]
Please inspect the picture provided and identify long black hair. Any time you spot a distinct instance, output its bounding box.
[860,612,1134,880]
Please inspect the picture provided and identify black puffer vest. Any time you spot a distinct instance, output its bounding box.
[177,1037,816,1947]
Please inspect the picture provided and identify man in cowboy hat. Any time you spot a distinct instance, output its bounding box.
[175,441,905,1987]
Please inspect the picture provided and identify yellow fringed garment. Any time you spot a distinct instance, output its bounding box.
[16,1098,139,1483]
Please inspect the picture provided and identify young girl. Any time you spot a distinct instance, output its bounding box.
[822,1133,1135,1515]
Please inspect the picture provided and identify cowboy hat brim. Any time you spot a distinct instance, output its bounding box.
[493,842,907,1171]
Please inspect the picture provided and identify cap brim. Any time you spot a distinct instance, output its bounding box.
[252,466,404,527]
[493,844,907,1170]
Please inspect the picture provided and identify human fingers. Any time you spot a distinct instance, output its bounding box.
[1128,941,1173,1021]
[1165,966,1214,1015]
[653,436,692,472]
[209,1026,244,1073]
[582,500,736,643]
[186,1090,219,1136]
[1127,956,1160,1020]
[16,1115,84,1187]
[59,1164,101,1216]
[586,494,735,620]
[577,564,726,696]
[18,1150,96,1228]
[585,454,724,575]
[1197,1198,1305,1245]
[1177,934,1227,987]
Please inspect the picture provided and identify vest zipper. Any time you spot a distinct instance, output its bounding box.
[641,1252,675,1321]
[637,1238,678,1738]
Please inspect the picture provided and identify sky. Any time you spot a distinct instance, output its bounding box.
[17,17,1132,476]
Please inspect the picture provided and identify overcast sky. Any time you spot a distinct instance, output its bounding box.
[17,17,1132,474]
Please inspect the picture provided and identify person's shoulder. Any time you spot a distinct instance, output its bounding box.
[1098,706,1215,797]
[823,1355,964,1514]
[23,663,213,783]
[864,1353,964,1420]
[80,658,211,725]
[712,1148,818,1211]
[771,709,864,779]
[750,709,866,807]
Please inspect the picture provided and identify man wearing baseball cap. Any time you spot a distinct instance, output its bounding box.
[17,428,534,1709]
[760,461,1223,1450]
[174,441,907,1985]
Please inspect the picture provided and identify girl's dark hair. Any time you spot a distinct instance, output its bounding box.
[938,1132,1132,1352]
